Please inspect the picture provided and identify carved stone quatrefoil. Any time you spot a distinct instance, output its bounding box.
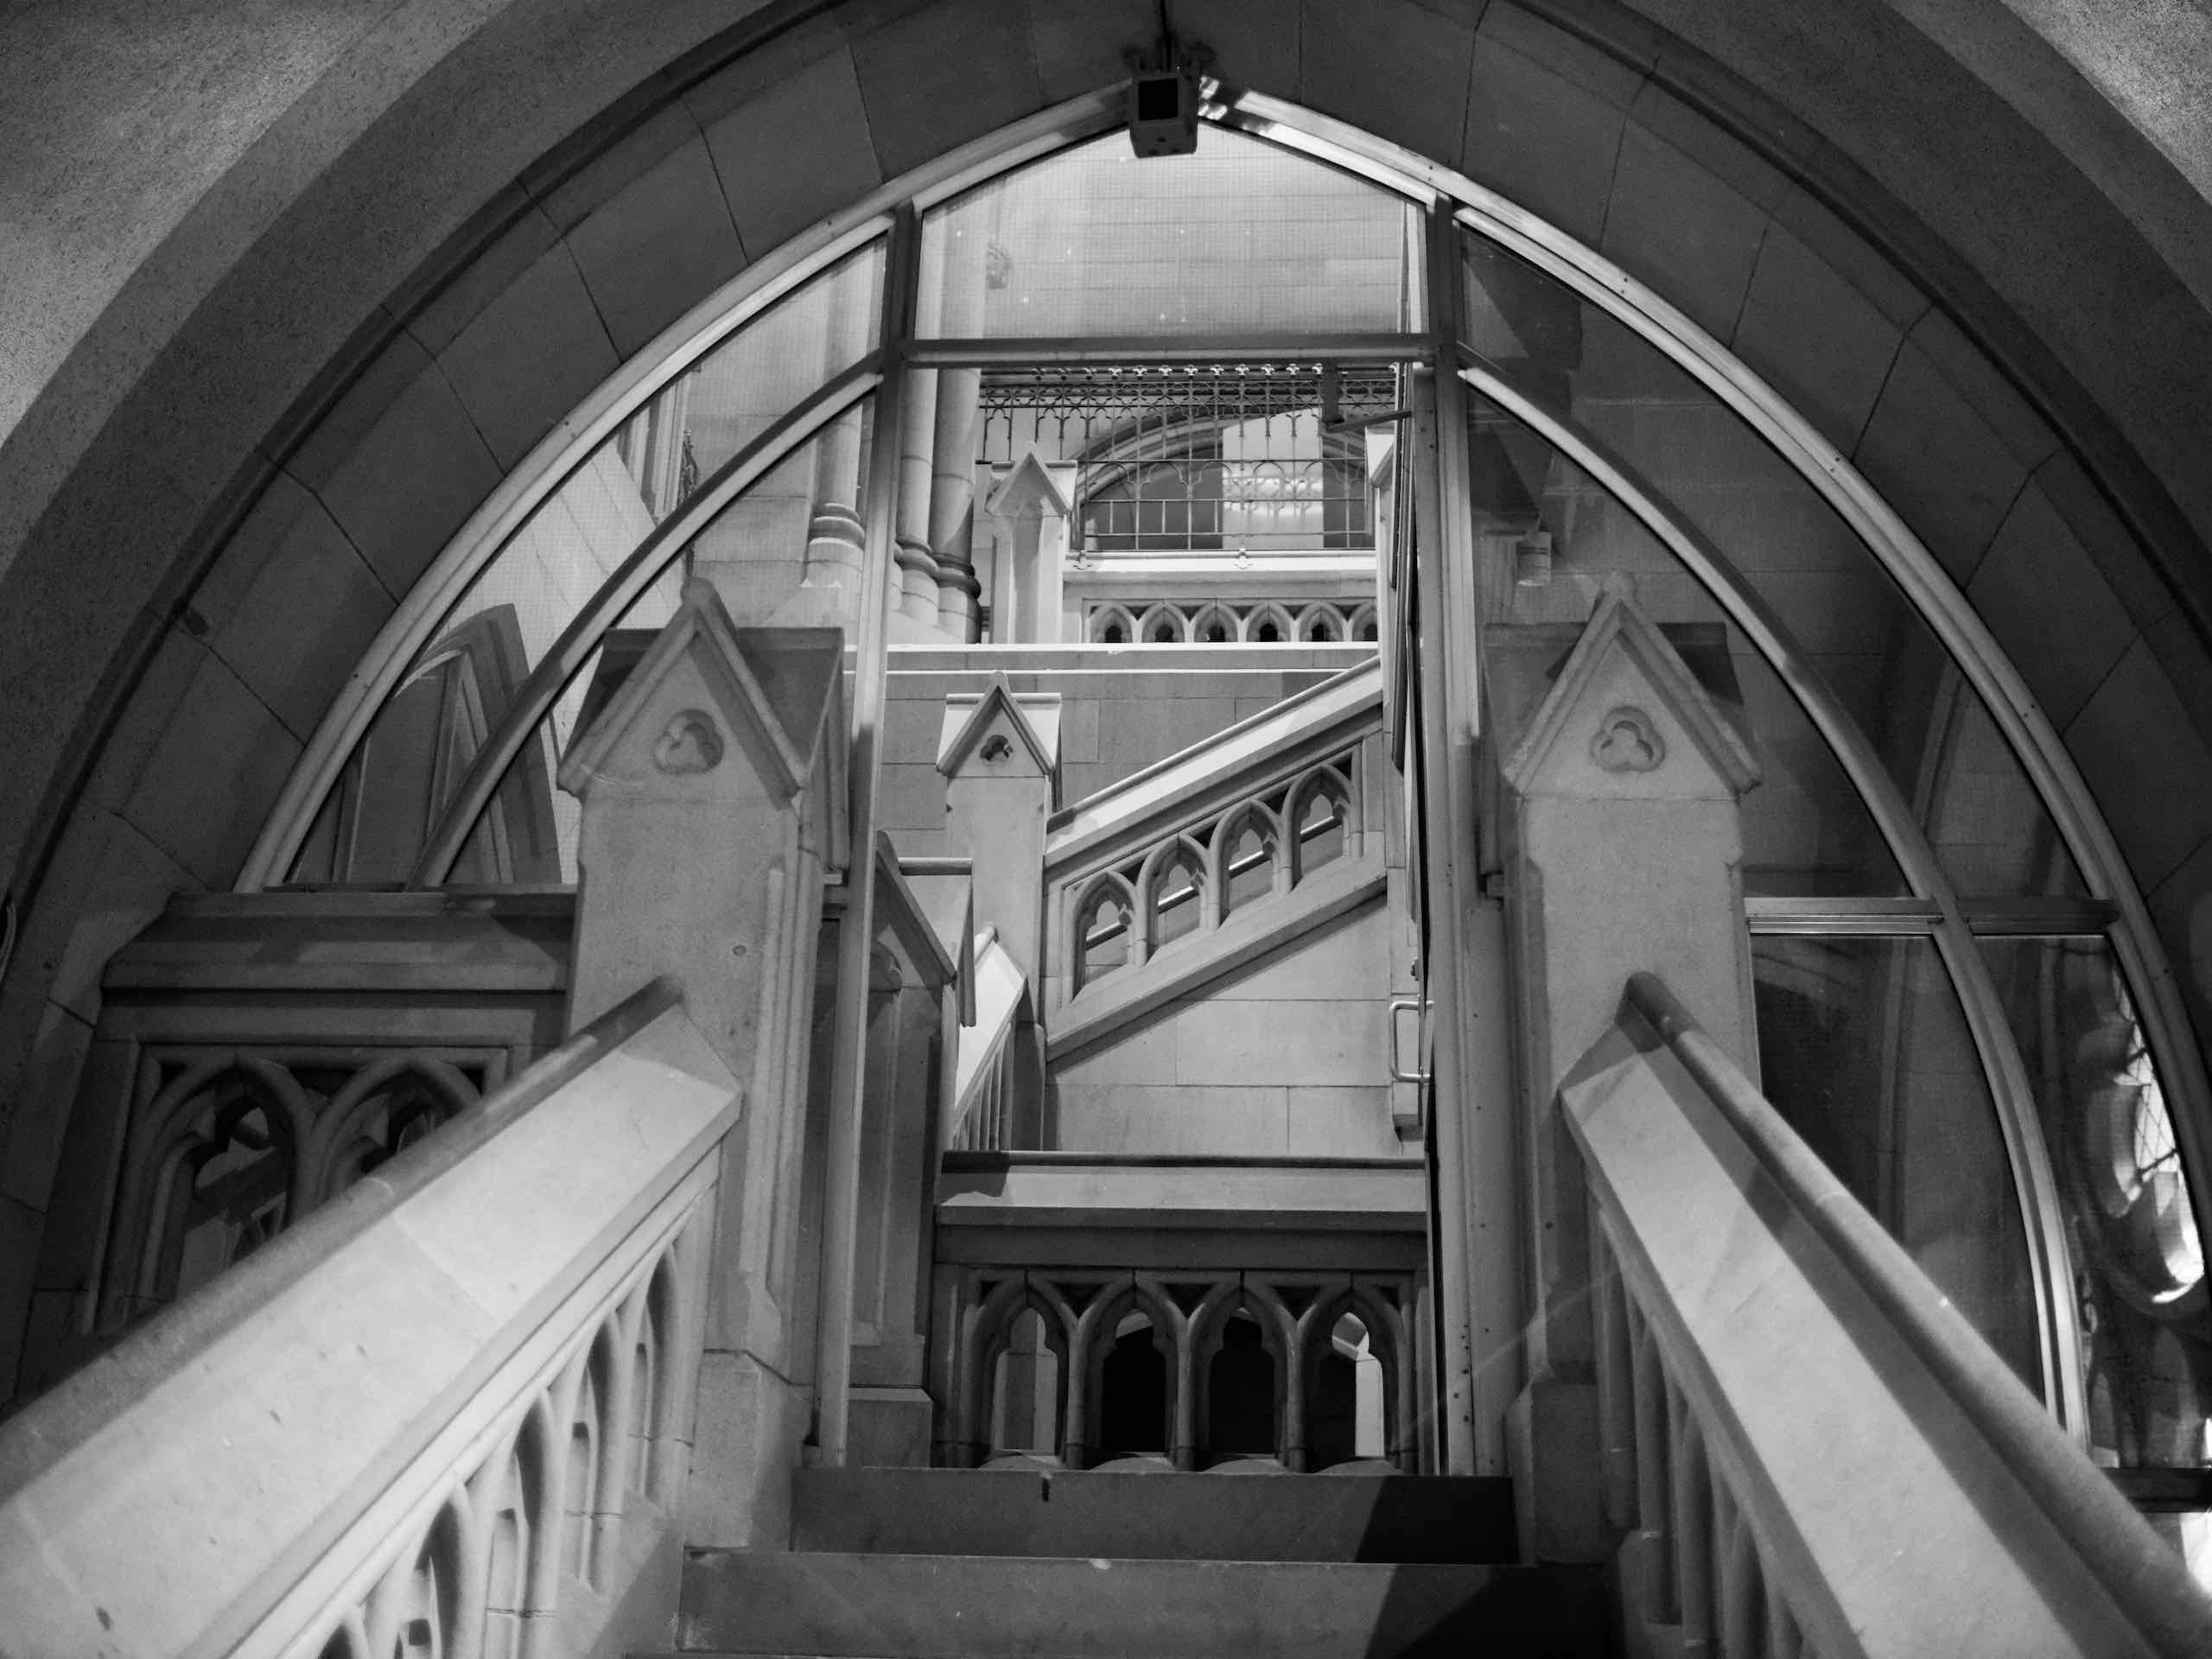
[1590,705,1665,774]
[652,709,724,774]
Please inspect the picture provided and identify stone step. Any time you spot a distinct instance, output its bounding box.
[671,1549,1608,1658]
[790,1467,1518,1563]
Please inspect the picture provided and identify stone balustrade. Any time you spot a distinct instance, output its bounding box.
[1568,974,2212,1657]
[0,979,739,1659]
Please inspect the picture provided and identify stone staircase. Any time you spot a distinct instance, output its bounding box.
[658,1467,1610,1657]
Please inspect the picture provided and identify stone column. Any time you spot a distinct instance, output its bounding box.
[791,272,874,629]
[893,366,943,631]
[982,451,1075,646]
[930,368,984,639]
[1489,581,1761,1563]
[558,579,849,1548]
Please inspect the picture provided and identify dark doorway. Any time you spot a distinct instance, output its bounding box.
[1206,1313,1277,1459]
[1097,1320,1167,1459]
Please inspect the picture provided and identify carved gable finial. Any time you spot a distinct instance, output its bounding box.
[1502,590,1759,801]
[558,578,847,830]
[937,672,1062,783]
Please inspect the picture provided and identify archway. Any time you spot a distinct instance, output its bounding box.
[0,17,2204,1497]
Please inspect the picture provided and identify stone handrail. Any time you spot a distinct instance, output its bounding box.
[1568,972,2212,1657]
[948,931,1027,1153]
[1045,655,1381,873]
[1041,659,1385,1027]
[0,976,742,1658]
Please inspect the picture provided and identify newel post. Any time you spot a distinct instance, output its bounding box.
[938,677,1058,1147]
[560,578,848,1545]
[982,449,1075,645]
[1494,582,1761,1562]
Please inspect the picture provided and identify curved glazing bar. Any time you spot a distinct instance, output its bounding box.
[1214,80,2209,1368]
[1983,935,2209,1468]
[429,411,874,886]
[243,218,890,888]
[1458,232,2083,904]
[1463,363,2082,1420]
[258,237,888,887]
[406,373,880,886]
[245,87,1135,893]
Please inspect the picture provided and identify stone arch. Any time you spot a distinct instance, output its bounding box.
[1294,602,1346,644]
[1242,601,1295,645]
[1136,602,1188,645]
[1066,1274,1184,1468]
[1185,1277,1299,1469]
[1137,834,1211,956]
[1089,603,1136,645]
[1069,870,1140,993]
[963,1274,1077,1466]
[111,1054,313,1326]
[1298,1280,1413,1471]
[1285,763,1357,882]
[1188,602,1237,645]
[312,1052,480,1202]
[1211,799,1287,919]
[4,0,2212,1410]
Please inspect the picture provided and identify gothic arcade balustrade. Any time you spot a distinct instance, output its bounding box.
[1084,596,1378,647]
[1040,659,1387,1029]
[930,1151,1430,1476]
[0,981,736,1659]
[19,891,571,1398]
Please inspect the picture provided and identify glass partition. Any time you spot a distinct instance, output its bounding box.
[1460,232,2085,901]
[918,127,1421,339]
[284,246,882,886]
[435,416,868,884]
[1469,395,1905,896]
[1752,934,2041,1385]
[1983,936,2210,1465]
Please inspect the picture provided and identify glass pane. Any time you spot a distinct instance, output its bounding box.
[1752,935,2042,1387]
[285,247,883,885]
[976,361,1389,644]
[443,418,863,885]
[1471,398,1905,896]
[1981,936,2209,1466]
[919,128,1420,338]
[1460,231,2085,899]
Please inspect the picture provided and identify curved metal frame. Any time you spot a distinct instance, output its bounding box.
[408,362,880,884]
[1212,86,2212,1282]
[232,81,2209,1427]
[1464,353,2088,1430]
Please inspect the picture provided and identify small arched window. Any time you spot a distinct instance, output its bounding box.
[1288,766,1352,880]
[1073,876,1137,992]
[1144,839,1209,954]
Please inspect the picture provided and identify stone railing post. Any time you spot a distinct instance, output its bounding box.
[982,449,1075,645]
[560,577,848,1546]
[1492,581,1761,1562]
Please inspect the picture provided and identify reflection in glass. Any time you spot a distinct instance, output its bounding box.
[286,251,882,885]
[1471,397,1904,895]
[1460,231,2083,899]
[919,128,1420,339]
[1982,937,2209,1466]
[1751,934,2041,1388]
[433,422,860,885]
